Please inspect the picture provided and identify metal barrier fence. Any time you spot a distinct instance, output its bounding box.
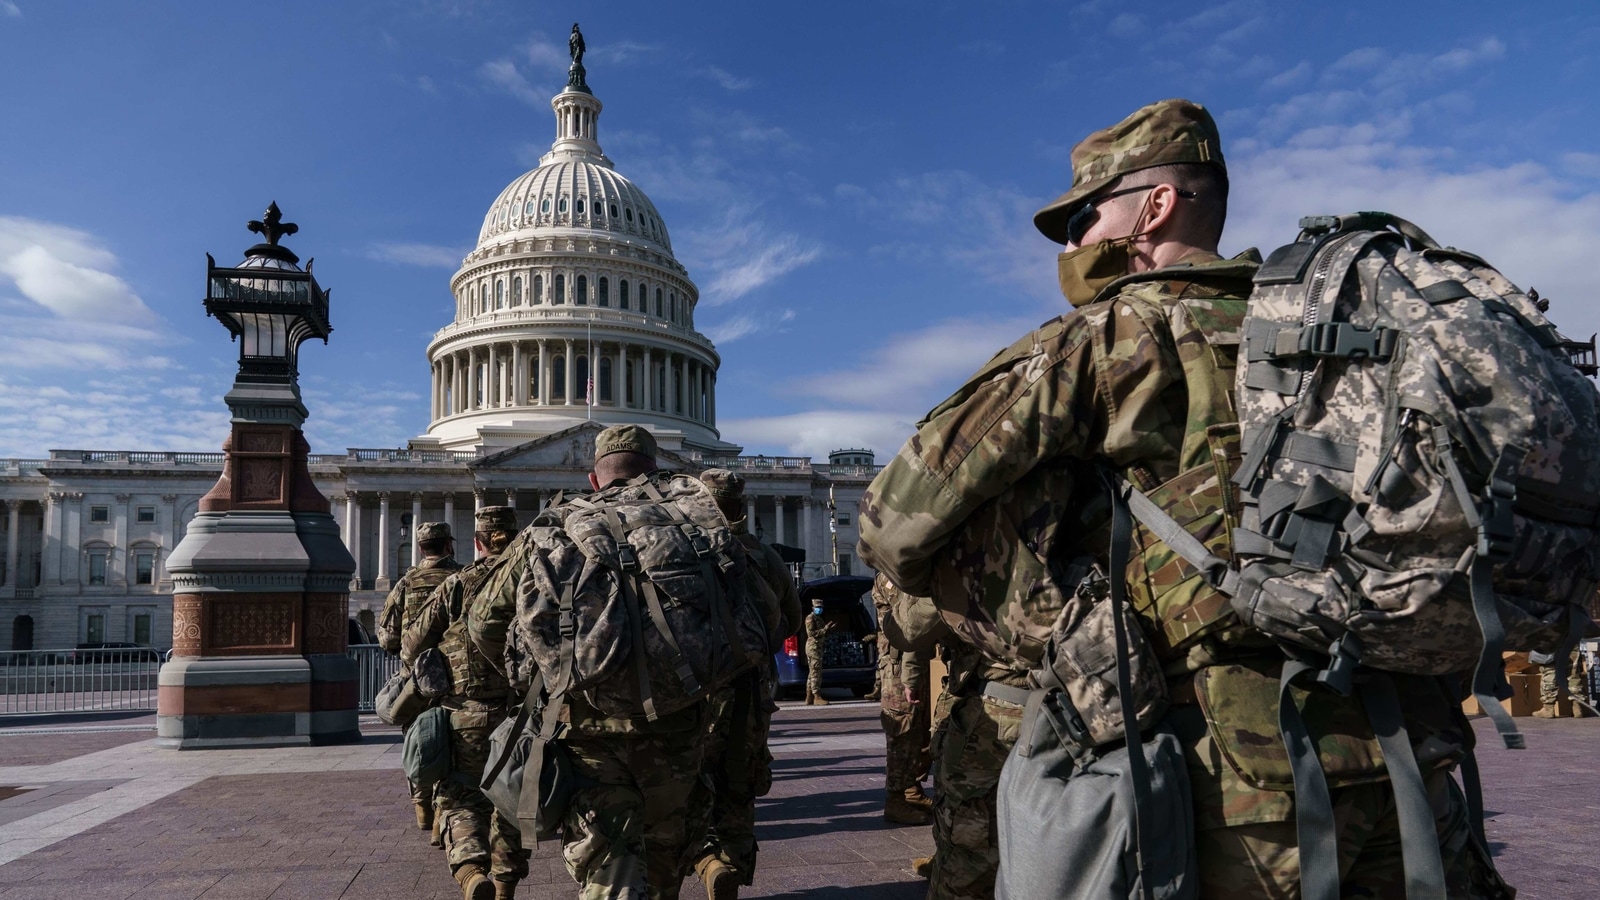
[0,649,162,715]
[349,643,399,713]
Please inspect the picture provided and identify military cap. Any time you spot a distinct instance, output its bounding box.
[699,468,745,500]
[414,521,452,542]
[1033,98,1226,244]
[473,505,518,532]
[594,423,658,462]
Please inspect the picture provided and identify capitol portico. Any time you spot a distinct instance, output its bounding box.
[0,44,877,653]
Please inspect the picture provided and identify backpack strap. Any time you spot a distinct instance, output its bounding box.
[1277,659,1340,900]
[599,504,700,720]
[1357,674,1447,900]
[1103,469,1159,900]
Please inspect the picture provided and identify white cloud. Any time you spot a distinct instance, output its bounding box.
[796,316,1038,408]
[0,215,159,326]
[702,308,795,345]
[720,409,919,461]
[0,372,231,457]
[364,241,466,268]
[701,65,753,91]
[480,59,544,106]
[1108,13,1145,38]
[1263,60,1311,91]
[0,2,19,18]
[678,208,822,307]
[300,379,426,453]
[523,33,571,74]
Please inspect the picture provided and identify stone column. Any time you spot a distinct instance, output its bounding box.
[564,339,576,406]
[375,492,392,591]
[538,340,550,405]
[3,502,18,589]
[468,347,479,411]
[512,342,524,406]
[113,494,131,589]
[775,496,786,546]
[644,347,654,411]
[409,492,423,573]
[165,493,181,557]
[709,371,717,426]
[443,493,456,546]
[346,495,363,590]
[64,494,83,586]
[679,357,689,416]
[745,495,756,531]
[801,497,813,562]
[42,493,61,586]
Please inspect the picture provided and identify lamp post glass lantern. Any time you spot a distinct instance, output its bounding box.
[204,202,331,385]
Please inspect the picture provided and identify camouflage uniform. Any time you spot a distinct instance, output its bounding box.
[860,99,1511,899]
[871,576,932,804]
[804,610,832,697]
[1537,650,1589,714]
[686,469,798,887]
[401,507,528,893]
[378,527,461,812]
[466,425,719,900]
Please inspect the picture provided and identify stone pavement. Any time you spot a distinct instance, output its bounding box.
[0,700,1590,898]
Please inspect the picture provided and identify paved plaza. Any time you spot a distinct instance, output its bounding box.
[0,700,1590,898]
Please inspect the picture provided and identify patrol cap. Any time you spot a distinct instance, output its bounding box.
[594,424,658,462]
[1033,98,1226,244]
[473,505,518,532]
[414,522,452,542]
[699,468,745,500]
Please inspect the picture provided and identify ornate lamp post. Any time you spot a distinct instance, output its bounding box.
[158,204,359,749]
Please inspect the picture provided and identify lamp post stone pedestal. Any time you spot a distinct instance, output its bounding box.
[157,204,359,749]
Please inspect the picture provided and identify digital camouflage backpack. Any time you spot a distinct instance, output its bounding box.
[499,472,768,721]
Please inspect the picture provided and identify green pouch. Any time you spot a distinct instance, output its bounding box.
[1194,658,1388,792]
[403,705,453,789]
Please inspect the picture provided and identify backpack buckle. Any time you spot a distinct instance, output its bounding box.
[617,542,642,573]
[1478,492,1517,562]
[1299,323,1395,361]
[679,524,713,558]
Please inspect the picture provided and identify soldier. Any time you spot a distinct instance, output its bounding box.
[1534,649,1592,718]
[860,99,1511,898]
[688,468,799,899]
[377,521,463,832]
[803,603,834,705]
[870,574,933,826]
[402,506,527,900]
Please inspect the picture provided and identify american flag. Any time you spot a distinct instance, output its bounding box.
[585,376,595,406]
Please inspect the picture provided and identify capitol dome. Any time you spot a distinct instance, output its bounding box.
[416,53,736,458]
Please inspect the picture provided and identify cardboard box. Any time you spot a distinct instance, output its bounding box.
[1462,670,1542,717]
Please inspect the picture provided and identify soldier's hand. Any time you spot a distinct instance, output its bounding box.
[904,685,920,706]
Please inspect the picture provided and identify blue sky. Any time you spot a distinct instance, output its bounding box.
[2,1,1598,459]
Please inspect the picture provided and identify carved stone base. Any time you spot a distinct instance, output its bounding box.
[156,656,312,750]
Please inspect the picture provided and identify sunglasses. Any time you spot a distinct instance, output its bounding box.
[1065,185,1196,246]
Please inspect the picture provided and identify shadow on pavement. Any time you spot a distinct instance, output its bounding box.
[765,882,927,898]
[757,786,902,839]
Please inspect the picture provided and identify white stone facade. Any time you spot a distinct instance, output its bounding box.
[0,72,879,652]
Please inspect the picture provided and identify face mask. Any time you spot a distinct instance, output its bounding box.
[813,606,824,615]
[1056,238,1134,307]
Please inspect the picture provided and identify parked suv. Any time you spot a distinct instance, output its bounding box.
[773,575,878,700]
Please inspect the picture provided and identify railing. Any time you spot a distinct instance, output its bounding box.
[0,648,162,716]
[12,589,33,600]
[43,451,225,466]
[349,643,399,713]
[345,449,479,464]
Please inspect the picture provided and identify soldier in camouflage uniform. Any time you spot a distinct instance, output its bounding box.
[803,605,834,705]
[860,99,1512,899]
[467,425,716,900]
[870,574,934,826]
[377,521,462,831]
[402,506,528,900]
[687,468,800,899]
[1535,649,1592,717]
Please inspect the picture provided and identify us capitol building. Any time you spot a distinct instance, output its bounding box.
[0,54,879,652]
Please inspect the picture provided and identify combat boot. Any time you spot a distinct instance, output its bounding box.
[804,690,815,705]
[454,863,494,900]
[812,691,829,706]
[900,784,934,814]
[885,792,932,825]
[1533,703,1561,718]
[492,879,518,900]
[912,856,933,878]
[694,854,739,900]
[414,799,434,830]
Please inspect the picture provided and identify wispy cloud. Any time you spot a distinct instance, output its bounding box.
[720,409,921,462]
[1323,37,1504,86]
[0,216,158,325]
[480,59,544,106]
[1108,13,1145,38]
[364,241,466,269]
[0,372,230,456]
[301,378,426,452]
[679,208,822,307]
[703,308,795,345]
[0,2,19,18]
[701,65,753,91]
[1263,60,1311,91]
[792,316,1039,409]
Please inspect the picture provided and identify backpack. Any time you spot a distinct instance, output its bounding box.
[1111,212,1600,900]
[402,705,453,789]
[505,471,768,721]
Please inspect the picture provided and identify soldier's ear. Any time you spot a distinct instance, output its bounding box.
[587,472,602,491]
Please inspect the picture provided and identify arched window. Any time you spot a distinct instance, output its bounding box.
[523,200,533,216]
[529,364,539,401]
[576,275,588,306]
[541,197,550,213]
[599,358,613,402]
[610,203,619,218]
[512,277,523,305]
[576,198,585,215]
[669,292,676,322]
[655,288,663,318]
[559,197,568,213]
[552,357,566,400]
[554,274,565,305]
[598,277,609,307]
[638,283,647,309]
[625,208,633,223]
[619,279,629,310]
[534,274,543,304]
[496,280,505,309]
[577,356,590,403]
